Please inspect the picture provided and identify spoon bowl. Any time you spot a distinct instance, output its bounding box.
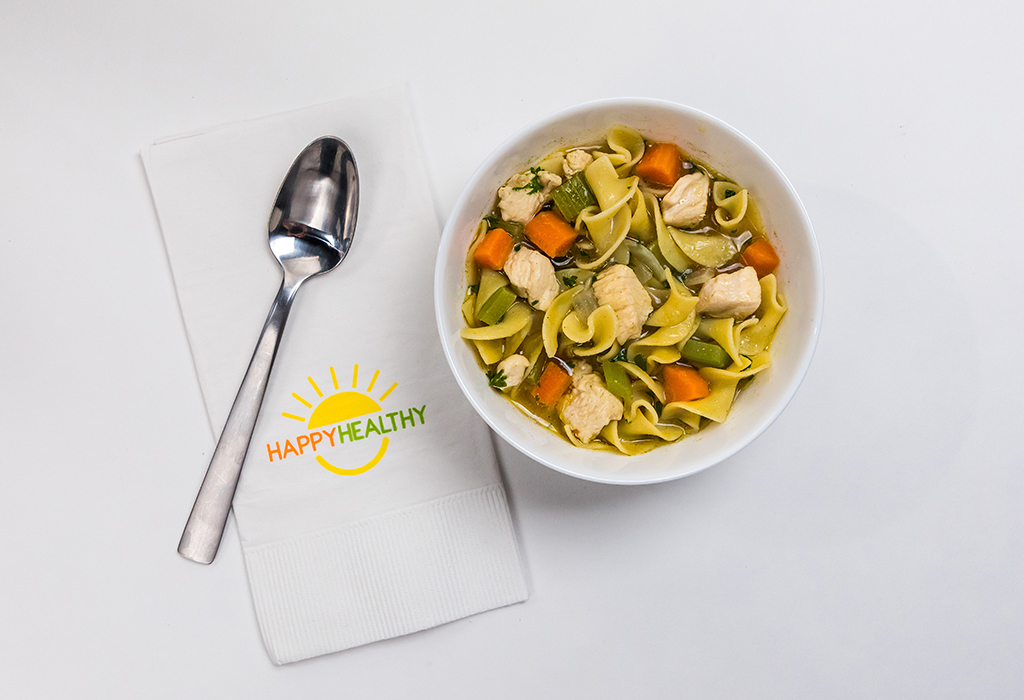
[178,136,359,564]
[269,137,358,277]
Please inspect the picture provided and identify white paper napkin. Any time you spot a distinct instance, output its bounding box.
[142,86,528,664]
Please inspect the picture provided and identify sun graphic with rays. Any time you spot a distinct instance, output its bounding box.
[282,363,397,475]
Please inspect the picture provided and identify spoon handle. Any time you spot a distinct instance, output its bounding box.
[178,276,302,564]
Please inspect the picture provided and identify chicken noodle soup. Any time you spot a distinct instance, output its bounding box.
[460,125,786,454]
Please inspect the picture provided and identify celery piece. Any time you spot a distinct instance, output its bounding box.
[680,339,731,369]
[475,268,509,316]
[551,173,598,222]
[477,287,517,326]
[602,360,633,402]
[483,216,525,240]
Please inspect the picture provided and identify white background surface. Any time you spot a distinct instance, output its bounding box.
[2,0,1022,697]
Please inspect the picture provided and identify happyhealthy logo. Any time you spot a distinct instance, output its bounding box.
[265,363,426,476]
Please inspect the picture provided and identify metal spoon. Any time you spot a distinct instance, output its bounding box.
[178,136,359,564]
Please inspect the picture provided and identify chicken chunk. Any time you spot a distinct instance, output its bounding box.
[661,172,710,228]
[503,246,559,311]
[593,264,653,344]
[497,169,562,223]
[495,354,529,390]
[563,149,594,178]
[696,266,762,319]
[560,363,624,443]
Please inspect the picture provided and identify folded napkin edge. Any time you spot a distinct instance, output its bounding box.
[239,481,512,554]
[241,482,528,663]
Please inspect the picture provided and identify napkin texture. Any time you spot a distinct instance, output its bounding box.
[143,86,527,664]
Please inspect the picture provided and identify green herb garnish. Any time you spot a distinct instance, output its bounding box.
[512,167,545,194]
[483,216,525,238]
[487,368,508,389]
[562,275,578,288]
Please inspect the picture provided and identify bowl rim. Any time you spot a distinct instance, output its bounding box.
[434,97,823,485]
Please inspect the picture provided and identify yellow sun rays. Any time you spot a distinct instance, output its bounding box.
[308,376,323,397]
[282,364,399,424]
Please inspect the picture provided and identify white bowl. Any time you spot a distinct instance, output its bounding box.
[434,98,822,485]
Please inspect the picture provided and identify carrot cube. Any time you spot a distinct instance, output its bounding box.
[524,211,577,258]
[473,228,514,270]
[741,238,780,278]
[663,365,711,403]
[635,142,682,187]
[533,361,572,407]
